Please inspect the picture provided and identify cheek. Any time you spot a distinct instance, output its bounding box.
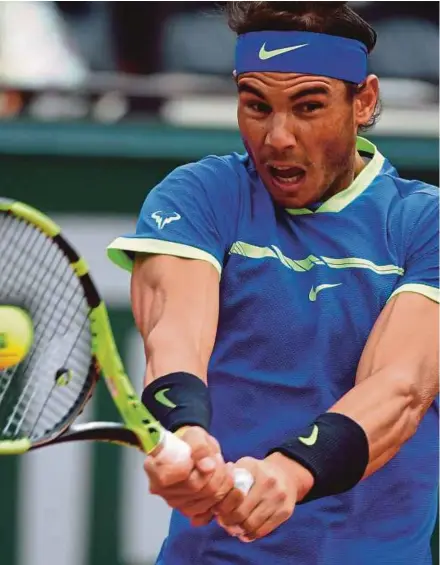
[318,113,354,166]
[239,118,266,157]
[320,133,353,176]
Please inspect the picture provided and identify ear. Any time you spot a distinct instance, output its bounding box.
[354,75,379,129]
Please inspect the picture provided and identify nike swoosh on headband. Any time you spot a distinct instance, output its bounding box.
[259,42,309,60]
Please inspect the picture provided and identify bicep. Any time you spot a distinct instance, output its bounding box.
[356,292,439,408]
[131,253,220,383]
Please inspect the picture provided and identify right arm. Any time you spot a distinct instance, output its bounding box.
[107,158,246,522]
[132,253,244,520]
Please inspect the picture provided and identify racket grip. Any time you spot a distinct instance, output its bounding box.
[156,429,192,464]
[156,431,254,495]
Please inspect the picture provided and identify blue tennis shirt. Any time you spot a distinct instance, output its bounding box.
[108,137,439,565]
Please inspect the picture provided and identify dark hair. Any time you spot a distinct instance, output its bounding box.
[226,2,381,131]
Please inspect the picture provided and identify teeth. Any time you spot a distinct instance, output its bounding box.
[276,174,302,183]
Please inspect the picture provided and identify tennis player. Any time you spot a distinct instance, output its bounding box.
[107,2,439,564]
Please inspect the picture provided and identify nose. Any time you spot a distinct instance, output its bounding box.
[264,113,297,153]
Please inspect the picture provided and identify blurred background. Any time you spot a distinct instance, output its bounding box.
[0,2,437,565]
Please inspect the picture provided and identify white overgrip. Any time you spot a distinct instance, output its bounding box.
[232,467,254,495]
[155,429,192,464]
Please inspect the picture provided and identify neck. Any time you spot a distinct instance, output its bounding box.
[354,151,367,176]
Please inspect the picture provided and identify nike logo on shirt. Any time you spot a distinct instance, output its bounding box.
[309,283,342,302]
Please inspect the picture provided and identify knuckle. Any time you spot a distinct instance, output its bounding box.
[264,475,277,489]
[212,488,228,503]
[228,490,244,509]
[200,476,217,497]
[279,507,293,522]
[243,516,258,532]
[276,489,287,503]
[187,474,204,493]
[206,470,229,497]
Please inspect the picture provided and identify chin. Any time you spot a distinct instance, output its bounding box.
[270,186,320,210]
[274,196,311,209]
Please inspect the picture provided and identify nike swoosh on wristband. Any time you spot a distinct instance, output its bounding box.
[298,425,319,446]
[259,42,309,60]
[154,388,177,409]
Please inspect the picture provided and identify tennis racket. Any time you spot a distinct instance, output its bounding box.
[0,198,253,493]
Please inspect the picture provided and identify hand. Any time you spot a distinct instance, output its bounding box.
[213,452,314,542]
[144,426,238,522]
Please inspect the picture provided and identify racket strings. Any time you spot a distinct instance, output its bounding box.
[25,312,92,438]
[1,254,91,437]
[0,214,94,442]
[2,280,91,436]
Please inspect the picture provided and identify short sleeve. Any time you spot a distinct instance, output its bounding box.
[107,155,242,276]
[390,192,439,303]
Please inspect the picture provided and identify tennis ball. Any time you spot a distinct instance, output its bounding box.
[0,306,33,370]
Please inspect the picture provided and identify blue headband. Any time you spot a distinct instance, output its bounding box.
[235,31,368,84]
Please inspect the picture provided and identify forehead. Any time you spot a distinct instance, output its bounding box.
[237,72,342,96]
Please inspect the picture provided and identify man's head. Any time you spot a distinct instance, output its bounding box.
[227,2,380,209]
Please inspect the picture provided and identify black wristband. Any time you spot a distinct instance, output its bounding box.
[267,412,369,503]
[141,372,212,432]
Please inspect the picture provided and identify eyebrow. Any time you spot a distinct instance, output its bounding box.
[237,83,330,101]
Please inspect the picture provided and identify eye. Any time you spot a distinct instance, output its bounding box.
[297,102,323,113]
[246,101,271,114]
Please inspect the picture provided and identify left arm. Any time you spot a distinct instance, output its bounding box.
[214,291,438,542]
[329,291,439,478]
[215,194,439,541]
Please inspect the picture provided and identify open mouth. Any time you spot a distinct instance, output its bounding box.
[267,165,306,188]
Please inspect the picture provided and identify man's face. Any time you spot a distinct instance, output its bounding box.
[237,72,366,209]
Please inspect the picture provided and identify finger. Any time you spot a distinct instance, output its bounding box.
[238,501,277,541]
[166,461,235,515]
[182,427,218,460]
[180,428,222,473]
[212,480,246,517]
[144,457,193,491]
[190,510,215,527]
[195,451,224,474]
[216,484,261,528]
[157,467,214,500]
[240,506,292,542]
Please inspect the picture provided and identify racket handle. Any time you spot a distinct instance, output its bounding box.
[156,431,254,495]
[156,429,192,463]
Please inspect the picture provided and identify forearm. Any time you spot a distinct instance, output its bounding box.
[329,369,422,478]
[267,366,426,503]
[145,323,210,384]
[131,254,219,386]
